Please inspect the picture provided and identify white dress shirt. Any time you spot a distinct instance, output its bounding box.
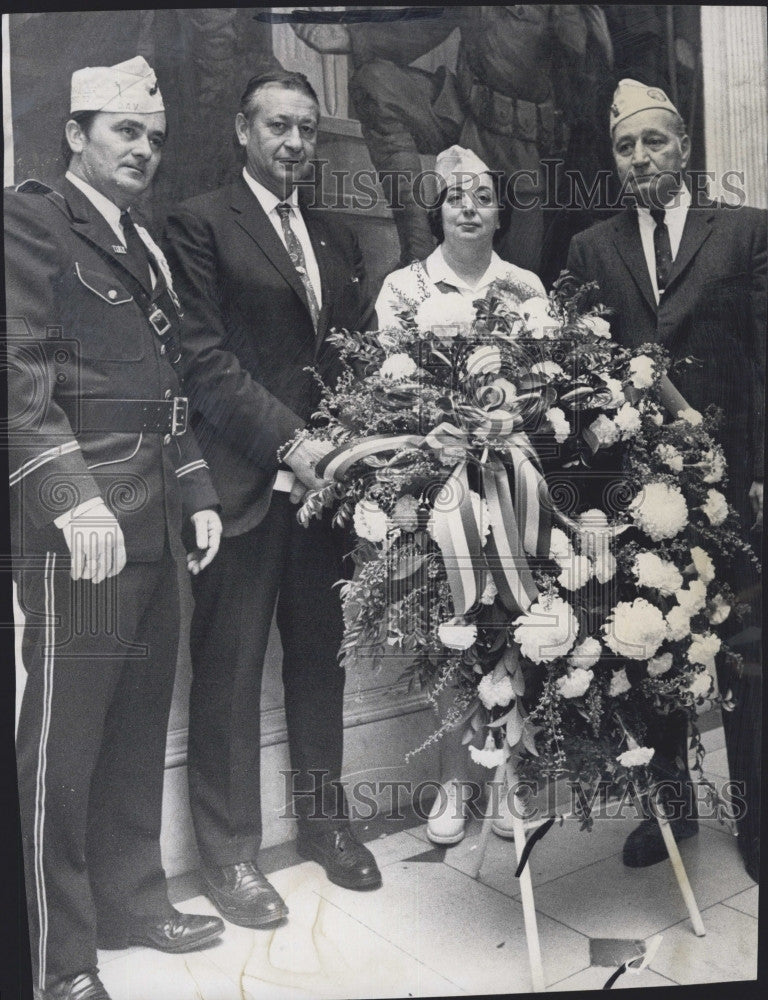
[636,185,691,303]
[241,168,323,308]
[375,245,546,327]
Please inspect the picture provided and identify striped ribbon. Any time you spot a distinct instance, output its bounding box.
[315,421,551,617]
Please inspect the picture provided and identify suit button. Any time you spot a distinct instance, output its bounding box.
[164,389,172,399]
[108,289,118,300]
[163,433,172,445]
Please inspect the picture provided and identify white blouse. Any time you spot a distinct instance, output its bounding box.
[374,246,547,327]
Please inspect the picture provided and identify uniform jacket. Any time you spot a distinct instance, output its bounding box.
[163,176,372,535]
[567,201,767,504]
[4,177,219,561]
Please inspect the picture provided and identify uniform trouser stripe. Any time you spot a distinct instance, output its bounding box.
[34,551,56,989]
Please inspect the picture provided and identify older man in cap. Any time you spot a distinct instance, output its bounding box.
[567,79,765,880]
[6,57,225,999]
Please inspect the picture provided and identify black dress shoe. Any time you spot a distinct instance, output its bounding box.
[623,817,699,868]
[42,971,112,999]
[296,823,382,890]
[203,862,288,928]
[98,908,224,953]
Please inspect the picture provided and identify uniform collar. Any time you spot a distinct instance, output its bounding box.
[425,245,508,292]
[241,168,299,215]
[65,170,124,240]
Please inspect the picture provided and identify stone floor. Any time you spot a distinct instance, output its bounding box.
[97,725,758,998]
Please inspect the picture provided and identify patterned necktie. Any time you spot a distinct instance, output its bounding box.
[119,210,154,290]
[275,202,321,329]
[649,208,673,295]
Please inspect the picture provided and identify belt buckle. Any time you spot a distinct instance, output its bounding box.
[171,396,188,436]
[149,307,171,337]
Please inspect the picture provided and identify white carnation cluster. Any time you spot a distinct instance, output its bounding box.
[633,552,683,596]
[545,406,571,444]
[513,596,578,664]
[701,489,729,526]
[628,354,656,389]
[556,668,594,699]
[617,745,655,767]
[603,598,667,660]
[353,500,391,543]
[379,353,417,381]
[477,673,516,710]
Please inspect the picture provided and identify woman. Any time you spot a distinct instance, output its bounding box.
[374,146,546,845]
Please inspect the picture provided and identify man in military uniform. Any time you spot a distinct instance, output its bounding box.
[293,5,612,277]
[6,58,224,1000]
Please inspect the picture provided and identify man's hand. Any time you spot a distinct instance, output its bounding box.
[285,438,336,493]
[61,501,127,585]
[749,480,763,529]
[186,509,223,576]
[291,22,351,54]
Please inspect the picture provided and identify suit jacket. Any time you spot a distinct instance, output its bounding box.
[567,201,767,511]
[163,176,372,535]
[4,178,218,561]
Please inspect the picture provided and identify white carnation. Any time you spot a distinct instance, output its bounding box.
[633,552,683,596]
[546,406,571,444]
[675,579,708,616]
[666,605,693,641]
[628,355,656,389]
[615,403,643,440]
[557,554,593,591]
[549,526,573,563]
[588,413,620,448]
[582,315,612,339]
[438,620,478,650]
[568,637,602,669]
[655,443,684,473]
[708,593,731,625]
[593,551,618,584]
[469,733,507,769]
[630,482,688,541]
[688,631,722,671]
[414,293,476,333]
[353,500,390,543]
[379,353,417,381]
[556,668,594,699]
[478,673,516,710]
[689,546,715,584]
[679,408,703,426]
[513,596,579,664]
[687,670,714,700]
[609,668,632,696]
[603,598,668,659]
[701,489,729,526]
[700,447,726,484]
[617,746,655,767]
[647,652,673,677]
[600,376,626,409]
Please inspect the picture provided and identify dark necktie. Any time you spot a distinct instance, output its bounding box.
[275,202,321,329]
[119,210,154,290]
[649,208,673,295]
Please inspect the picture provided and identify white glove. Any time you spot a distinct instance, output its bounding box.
[60,500,127,585]
[186,509,223,575]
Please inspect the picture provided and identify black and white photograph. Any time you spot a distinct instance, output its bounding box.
[2,5,765,999]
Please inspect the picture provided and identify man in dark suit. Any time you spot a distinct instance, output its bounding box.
[567,79,765,880]
[6,58,225,1000]
[164,70,382,929]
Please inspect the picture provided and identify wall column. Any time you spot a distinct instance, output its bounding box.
[700,5,768,208]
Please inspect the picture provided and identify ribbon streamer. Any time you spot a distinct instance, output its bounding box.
[514,816,557,877]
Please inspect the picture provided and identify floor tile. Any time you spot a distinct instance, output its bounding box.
[701,747,730,779]
[311,857,590,992]
[722,884,759,918]
[649,903,758,984]
[699,724,726,755]
[98,948,242,1000]
[548,964,677,990]
[529,825,754,940]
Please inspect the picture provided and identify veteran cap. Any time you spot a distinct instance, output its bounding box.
[435,145,493,190]
[71,56,164,114]
[609,78,679,131]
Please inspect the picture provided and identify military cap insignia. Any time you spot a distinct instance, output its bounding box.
[647,88,668,102]
[610,104,619,118]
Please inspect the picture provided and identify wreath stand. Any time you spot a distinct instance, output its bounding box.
[468,759,706,993]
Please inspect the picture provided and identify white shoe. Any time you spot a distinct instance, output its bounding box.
[426,780,467,845]
[491,789,529,840]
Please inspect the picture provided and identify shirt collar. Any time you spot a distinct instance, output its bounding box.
[65,170,124,236]
[426,245,508,291]
[636,183,691,220]
[242,168,299,215]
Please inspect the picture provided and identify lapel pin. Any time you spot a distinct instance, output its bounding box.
[320,240,326,247]
[112,245,127,254]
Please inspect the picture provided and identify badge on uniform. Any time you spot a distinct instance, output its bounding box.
[112,244,127,254]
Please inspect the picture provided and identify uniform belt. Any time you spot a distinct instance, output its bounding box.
[76,397,188,435]
[458,61,568,153]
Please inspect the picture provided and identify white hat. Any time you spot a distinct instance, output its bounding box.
[609,79,679,131]
[70,56,164,114]
[435,145,493,190]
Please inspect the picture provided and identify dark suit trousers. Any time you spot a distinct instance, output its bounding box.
[15,546,179,990]
[187,493,347,867]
